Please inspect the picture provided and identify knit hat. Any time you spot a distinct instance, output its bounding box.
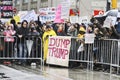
[79,27,86,32]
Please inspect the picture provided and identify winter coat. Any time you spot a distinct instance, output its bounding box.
[3,30,16,42]
[42,29,56,60]
[16,27,29,43]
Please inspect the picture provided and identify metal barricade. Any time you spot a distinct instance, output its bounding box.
[69,37,94,70]
[110,40,120,74]
[94,39,120,74]
[94,40,112,65]
[69,38,120,74]
[0,36,44,70]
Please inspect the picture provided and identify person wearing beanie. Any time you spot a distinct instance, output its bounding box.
[78,26,86,39]
[42,25,56,61]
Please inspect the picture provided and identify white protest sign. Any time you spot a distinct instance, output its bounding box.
[70,0,76,8]
[17,11,28,17]
[111,16,117,26]
[85,34,95,44]
[20,10,38,22]
[103,16,117,28]
[39,16,55,23]
[103,16,111,28]
[70,16,79,23]
[47,36,71,67]
[79,16,89,24]
[39,7,56,23]
[117,12,120,17]
[61,0,70,19]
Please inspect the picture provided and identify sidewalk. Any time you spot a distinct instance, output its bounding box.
[0,65,48,80]
[0,65,72,80]
[1,64,120,80]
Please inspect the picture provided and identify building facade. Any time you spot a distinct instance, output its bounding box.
[14,0,48,12]
[14,0,120,17]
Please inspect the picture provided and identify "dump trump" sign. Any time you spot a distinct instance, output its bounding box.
[47,36,71,67]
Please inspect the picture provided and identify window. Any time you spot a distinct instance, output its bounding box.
[16,0,20,5]
[32,0,37,2]
[41,0,48,2]
[23,0,28,3]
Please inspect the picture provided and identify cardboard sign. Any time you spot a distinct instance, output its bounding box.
[1,0,13,18]
[39,7,56,22]
[70,16,79,23]
[61,0,70,19]
[85,34,95,44]
[20,10,37,22]
[79,16,89,24]
[47,36,71,67]
[103,16,117,28]
[54,5,64,23]
[17,11,28,17]
[117,12,120,18]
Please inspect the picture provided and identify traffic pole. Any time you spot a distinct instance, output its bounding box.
[112,0,117,9]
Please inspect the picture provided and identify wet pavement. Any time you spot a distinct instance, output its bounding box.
[0,65,48,80]
[1,64,120,80]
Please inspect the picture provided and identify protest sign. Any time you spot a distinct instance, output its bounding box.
[103,16,117,28]
[17,11,28,17]
[85,34,95,44]
[8,15,20,24]
[103,16,111,28]
[61,0,70,19]
[47,36,71,67]
[54,5,64,23]
[111,16,117,26]
[70,16,79,23]
[69,0,76,8]
[79,16,89,24]
[118,12,120,18]
[39,7,56,23]
[20,10,37,22]
[1,0,13,18]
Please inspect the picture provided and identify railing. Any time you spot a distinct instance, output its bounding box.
[0,36,44,70]
[69,37,120,74]
[1,35,120,74]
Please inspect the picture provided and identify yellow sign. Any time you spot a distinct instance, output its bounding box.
[13,15,20,23]
[8,15,20,24]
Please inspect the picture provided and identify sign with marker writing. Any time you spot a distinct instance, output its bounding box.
[47,36,71,67]
[0,0,13,18]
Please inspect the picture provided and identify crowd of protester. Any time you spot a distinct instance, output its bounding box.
[0,16,120,73]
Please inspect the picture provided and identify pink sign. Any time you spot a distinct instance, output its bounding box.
[54,5,64,23]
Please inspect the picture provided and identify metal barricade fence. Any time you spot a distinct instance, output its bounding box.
[69,37,94,70]
[0,36,44,70]
[69,37,120,73]
[94,39,112,65]
[110,40,120,74]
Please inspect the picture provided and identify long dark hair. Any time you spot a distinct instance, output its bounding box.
[21,20,28,28]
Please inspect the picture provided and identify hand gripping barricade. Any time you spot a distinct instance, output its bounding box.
[0,36,44,70]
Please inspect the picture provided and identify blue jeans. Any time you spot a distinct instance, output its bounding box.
[18,43,27,63]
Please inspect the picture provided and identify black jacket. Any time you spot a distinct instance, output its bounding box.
[16,27,29,43]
